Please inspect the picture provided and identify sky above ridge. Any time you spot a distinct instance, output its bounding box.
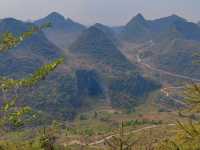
[0,0,199,26]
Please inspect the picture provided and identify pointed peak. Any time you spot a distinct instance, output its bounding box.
[135,13,145,20]
[92,23,114,35]
[131,13,146,22]
[127,13,147,26]
[93,23,108,29]
[94,23,103,27]
[66,17,74,23]
[47,12,65,20]
[49,12,63,17]
[171,14,179,17]
[87,25,102,33]
[133,13,146,22]
[170,14,186,21]
[79,25,108,40]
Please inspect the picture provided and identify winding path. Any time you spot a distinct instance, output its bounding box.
[89,124,176,146]
[67,124,176,146]
[136,55,200,82]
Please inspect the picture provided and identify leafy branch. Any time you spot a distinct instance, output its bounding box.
[0,57,64,91]
[0,22,51,52]
[0,22,63,130]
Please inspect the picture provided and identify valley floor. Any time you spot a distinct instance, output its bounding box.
[0,99,192,150]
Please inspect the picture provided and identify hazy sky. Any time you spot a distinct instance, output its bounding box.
[0,0,199,26]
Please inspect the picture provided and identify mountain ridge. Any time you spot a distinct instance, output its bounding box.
[35,12,86,49]
[120,14,200,42]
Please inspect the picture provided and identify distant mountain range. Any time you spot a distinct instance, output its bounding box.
[0,12,199,121]
[120,14,200,42]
